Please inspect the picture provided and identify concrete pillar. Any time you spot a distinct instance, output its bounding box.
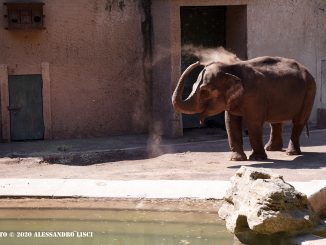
[0,65,10,142]
[41,62,52,139]
[151,0,183,137]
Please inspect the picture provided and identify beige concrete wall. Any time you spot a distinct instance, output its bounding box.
[0,0,150,139]
[247,0,326,123]
[154,0,326,136]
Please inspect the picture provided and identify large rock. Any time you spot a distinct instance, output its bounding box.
[219,167,318,235]
[309,187,326,218]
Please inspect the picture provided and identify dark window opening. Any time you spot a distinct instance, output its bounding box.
[4,2,45,30]
[34,16,42,23]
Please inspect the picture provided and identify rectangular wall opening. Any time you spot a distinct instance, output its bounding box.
[180,5,247,130]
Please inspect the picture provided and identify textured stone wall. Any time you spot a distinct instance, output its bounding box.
[0,0,151,139]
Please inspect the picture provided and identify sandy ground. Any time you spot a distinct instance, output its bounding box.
[0,129,325,182]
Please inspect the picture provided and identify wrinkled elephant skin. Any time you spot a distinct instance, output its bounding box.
[172,57,316,161]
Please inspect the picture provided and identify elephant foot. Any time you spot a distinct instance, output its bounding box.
[265,141,283,151]
[249,152,267,161]
[286,148,302,156]
[230,152,247,161]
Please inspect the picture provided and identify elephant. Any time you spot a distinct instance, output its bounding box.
[172,56,316,161]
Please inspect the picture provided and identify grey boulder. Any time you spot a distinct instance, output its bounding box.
[219,166,318,235]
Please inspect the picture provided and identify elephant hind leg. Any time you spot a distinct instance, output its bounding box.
[247,122,267,161]
[287,113,310,155]
[265,123,283,151]
[286,122,304,155]
[287,74,316,155]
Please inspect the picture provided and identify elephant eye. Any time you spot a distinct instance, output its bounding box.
[200,89,210,99]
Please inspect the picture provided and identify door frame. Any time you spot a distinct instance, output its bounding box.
[0,62,52,142]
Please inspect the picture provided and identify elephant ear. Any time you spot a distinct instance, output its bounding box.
[223,72,244,111]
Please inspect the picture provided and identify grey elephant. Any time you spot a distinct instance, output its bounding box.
[172,57,316,161]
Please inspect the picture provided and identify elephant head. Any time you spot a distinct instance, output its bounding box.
[172,62,244,124]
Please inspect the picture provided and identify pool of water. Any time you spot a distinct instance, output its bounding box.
[0,208,233,245]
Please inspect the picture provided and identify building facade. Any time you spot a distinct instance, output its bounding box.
[153,0,326,136]
[0,0,325,141]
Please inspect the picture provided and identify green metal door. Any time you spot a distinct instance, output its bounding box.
[9,75,44,141]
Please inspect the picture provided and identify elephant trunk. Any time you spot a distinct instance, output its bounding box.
[172,61,203,114]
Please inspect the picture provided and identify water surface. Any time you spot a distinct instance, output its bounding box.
[0,208,233,244]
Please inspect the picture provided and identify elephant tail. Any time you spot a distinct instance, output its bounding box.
[305,123,310,138]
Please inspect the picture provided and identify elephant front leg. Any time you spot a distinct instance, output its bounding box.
[247,123,267,160]
[265,123,283,151]
[225,112,247,161]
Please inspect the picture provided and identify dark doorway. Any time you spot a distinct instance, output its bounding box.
[181,6,226,129]
[9,75,44,141]
[180,5,247,130]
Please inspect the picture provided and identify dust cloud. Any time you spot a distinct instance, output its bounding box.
[182,45,241,65]
[147,122,163,157]
[146,46,240,157]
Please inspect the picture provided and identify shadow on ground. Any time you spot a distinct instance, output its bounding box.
[228,152,326,170]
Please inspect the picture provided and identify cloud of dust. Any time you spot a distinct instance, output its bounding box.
[147,121,164,158]
[151,46,171,66]
[182,45,241,66]
[146,121,174,158]
[145,46,240,158]
[152,45,240,68]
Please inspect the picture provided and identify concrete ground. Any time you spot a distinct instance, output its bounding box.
[0,128,325,181]
[0,127,325,199]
